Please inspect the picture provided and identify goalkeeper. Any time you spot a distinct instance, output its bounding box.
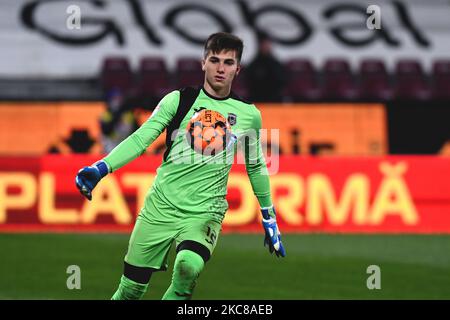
[75,32,286,300]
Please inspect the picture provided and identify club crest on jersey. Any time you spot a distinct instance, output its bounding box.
[228,113,237,126]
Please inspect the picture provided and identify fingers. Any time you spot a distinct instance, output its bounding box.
[273,240,280,251]
[277,239,286,257]
[271,227,285,258]
[264,235,286,257]
[81,186,92,201]
[264,236,274,253]
[263,221,285,257]
[273,246,284,257]
[75,176,92,201]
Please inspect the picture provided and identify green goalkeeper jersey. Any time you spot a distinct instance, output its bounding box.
[103,86,272,222]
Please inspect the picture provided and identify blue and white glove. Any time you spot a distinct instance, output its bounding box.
[261,206,286,258]
[75,160,109,201]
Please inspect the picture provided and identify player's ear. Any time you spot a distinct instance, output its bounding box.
[235,64,241,76]
[201,59,206,72]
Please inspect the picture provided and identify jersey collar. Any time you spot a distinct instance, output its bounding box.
[201,86,232,101]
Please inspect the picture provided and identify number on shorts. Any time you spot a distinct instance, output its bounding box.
[205,226,217,245]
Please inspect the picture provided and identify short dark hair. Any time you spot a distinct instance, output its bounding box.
[203,32,244,63]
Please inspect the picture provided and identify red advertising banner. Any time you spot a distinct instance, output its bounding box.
[0,155,449,233]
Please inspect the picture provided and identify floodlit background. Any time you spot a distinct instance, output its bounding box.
[0,0,449,299]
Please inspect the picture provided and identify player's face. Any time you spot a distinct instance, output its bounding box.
[202,50,240,94]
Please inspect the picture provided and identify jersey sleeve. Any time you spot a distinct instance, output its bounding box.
[102,90,180,171]
[244,107,273,208]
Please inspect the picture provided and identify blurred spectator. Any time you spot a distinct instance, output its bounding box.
[100,88,139,153]
[245,32,287,102]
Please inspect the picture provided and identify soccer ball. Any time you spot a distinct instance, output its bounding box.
[186,109,231,155]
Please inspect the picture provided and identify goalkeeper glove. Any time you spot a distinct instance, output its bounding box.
[261,206,286,258]
[75,160,109,201]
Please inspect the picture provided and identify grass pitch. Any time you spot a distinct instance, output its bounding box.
[1,233,449,299]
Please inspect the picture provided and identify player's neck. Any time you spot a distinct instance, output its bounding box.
[203,81,231,99]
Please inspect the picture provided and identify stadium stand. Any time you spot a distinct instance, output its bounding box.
[393,59,431,100]
[137,56,173,105]
[100,57,134,94]
[432,60,450,100]
[359,59,393,101]
[322,58,359,101]
[2,54,450,104]
[283,58,322,101]
[175,58,204,88]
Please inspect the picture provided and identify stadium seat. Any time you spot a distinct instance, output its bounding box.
[322,58,359,100]
[287,58,315,74]
[100,57,133,93]
[359,59,392,100]
[396,59,423,76]
[283,59,322,101]
[432,60,450,100]
[393,59,431,100]
[137,56,172,104]
[176,58,204,87]
[360,59,387,74]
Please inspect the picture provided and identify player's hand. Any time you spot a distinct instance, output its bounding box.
[75,161,109,201]
[261,206,286,258]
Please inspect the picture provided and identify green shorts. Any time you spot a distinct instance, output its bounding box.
[124,193,223,270]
